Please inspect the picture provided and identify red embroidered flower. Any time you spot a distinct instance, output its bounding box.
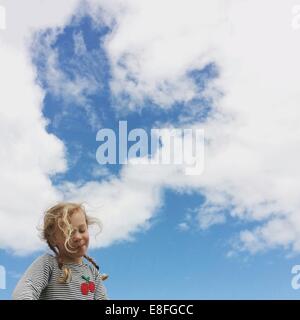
[81,282,89,295]
[89,281,95,293]
[81,275,95,295]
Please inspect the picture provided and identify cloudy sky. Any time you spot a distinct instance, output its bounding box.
[1,0,300,299]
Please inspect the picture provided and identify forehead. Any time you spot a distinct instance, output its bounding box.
[69,210,87,227]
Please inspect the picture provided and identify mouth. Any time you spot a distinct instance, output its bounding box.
[74,243,86,250]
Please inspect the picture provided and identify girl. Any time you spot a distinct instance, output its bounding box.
[12,202,109,300]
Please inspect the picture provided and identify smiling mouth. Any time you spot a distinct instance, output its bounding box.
[73,243,85,250]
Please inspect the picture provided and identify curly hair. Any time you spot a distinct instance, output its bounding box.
[41,202,106,283]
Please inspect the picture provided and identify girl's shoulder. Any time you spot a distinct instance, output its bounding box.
[31,253,57,270]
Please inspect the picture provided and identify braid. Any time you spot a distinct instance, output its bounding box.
[84,254,109,281]
[84,254,99,270]
[46,241,71,283]
[57,257,72,283]
[57,255,64,270]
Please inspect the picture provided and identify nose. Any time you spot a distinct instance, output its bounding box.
[72,231,82,242]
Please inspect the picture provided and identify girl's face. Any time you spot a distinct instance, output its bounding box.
[54,209,90,263]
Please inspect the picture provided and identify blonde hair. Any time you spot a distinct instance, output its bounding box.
[41,202,105,283]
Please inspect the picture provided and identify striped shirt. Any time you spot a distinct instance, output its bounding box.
[12,253,109,300]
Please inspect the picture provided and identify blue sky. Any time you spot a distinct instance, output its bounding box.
[1,0,300,300]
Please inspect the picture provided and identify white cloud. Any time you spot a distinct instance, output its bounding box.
[196,203,226,230]
[0,38,66,255]
[2,0,300,257]
[0,0,80,48]
[0,5,6,30]
[91,166,111,178]
[56,147,188,250]
[86,0,300,254]
[57,164,168,248]
[73,30,87,56]
[177,222,190,232]
[88,0,229,110]
[0,0,81,254]
[32,29,102,129]
[200,0,300,253]
[0,39,179,255]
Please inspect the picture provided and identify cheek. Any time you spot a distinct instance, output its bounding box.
[84,233,89,244]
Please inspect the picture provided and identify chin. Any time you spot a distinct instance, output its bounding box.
[78,246,87,255]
